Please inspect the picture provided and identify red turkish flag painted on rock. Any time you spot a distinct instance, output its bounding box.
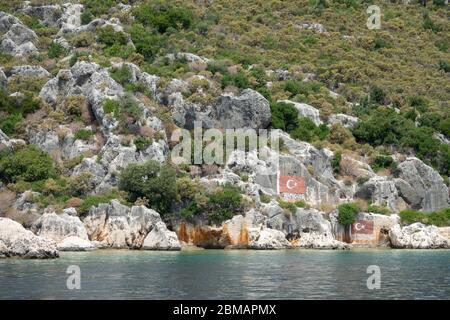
[278,175,306,194]
[351,220,374,235]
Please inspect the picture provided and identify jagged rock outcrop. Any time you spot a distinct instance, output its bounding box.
[40,69,76,106]
[278,100,323,126]
[32,212,89,243]
[0,68,6,88]
[0,12,38,57]
[173,89,271,130]
[83,200,180,249]
[248,227,292,249]
[331,212,400,247]
[355,176,407,213]
[328,113,359,128]
[18,4,62,27]
[264,204,349,249]
[395,157,449,212]
[28,125,98,161]
[57,236,97,251]
[58,3,83,33]
[0,218,58,259]
[9,65,51,79]
[389,223,449,249]
[142,221,181,250]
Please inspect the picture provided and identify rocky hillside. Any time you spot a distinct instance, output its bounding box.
[0,0,449,257]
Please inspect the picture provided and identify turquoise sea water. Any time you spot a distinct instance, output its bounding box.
[0,249,449,299]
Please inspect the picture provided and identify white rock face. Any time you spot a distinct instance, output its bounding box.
[83,200,178,249]
[297,233,350,249]
[395,157,449,212]
[389,223,449,249]
[248,227,292,249]
[9,65,51,78]
[328,113,359,128]
[0,218,58,259]
[355,176,407,213]
[57,236,96,251]
[278,100,323,126]
[0,12,38,57]
[142,221,181,250]
[32,212,89,243]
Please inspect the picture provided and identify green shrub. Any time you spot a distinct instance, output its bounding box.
[133,2,194,33]
[97,25,128,46]
[109,65,133,86]
[69,51,90,67]
[134,136,153,152]
[270,101,299,132]
[74,129,93,141]
[260,193,271,203]
[119,160,177,214]
[221,71,250,89]
[331,152,342,174]
[337,202,359,226]
[370,155,396,173]
[129,23,164,61]
[103,99,120,116]
[48,42,67,58]
[0,145,56,183]
[368,205,390,215]
[438,60,450,73]
[81,0,115,17]
[77,189,125,215]
[0,114,23,135]
[400,208,450,227]
[207,183,242,224]
[80,10,93,25]
[278,198,297,213]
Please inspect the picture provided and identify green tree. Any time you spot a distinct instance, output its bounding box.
[0,145,56,183]
[118,160,177,214]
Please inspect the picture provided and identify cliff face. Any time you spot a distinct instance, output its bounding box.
[0,1,449,257]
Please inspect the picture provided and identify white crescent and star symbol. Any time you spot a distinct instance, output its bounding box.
[354,223,365,231]
[286,179,298,190]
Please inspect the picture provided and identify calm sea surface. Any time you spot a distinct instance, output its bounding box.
[0,249,448,299]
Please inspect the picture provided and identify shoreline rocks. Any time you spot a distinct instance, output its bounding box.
[0,218,58,259]
[389,223,449,249]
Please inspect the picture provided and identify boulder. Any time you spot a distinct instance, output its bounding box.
[248,227,292,249]
[389,223,449,249]
[355,176,407,213]
[142,221,181,250]
[0,218,58,259]
[57,236,97,251]
[278,100,323,126]
[83,200,170,249]
[18,4,62,27]
[58,3,83,33]
[395,157,449,212]
[32,212,89,243]
[0,68,6,88]
[0,13,38,57]
[39,69,76,106]
[10,65,51,78]
[328,113,358,128]
[173,89,271,130]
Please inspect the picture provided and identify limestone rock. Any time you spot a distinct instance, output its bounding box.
[142,221,181,250]
[278,100,323,126]
[32,212,89,243]
[328,113,359,128]
[57,236,97,251]
[18,4,62,27]
[0,13,38,57]
[0,218,58,259]
[395,157,449,211]
[9,65,51,78]
[173,89,271,130]
[248,227,292,249]
[83,200,168,249]
[355,176,407,213]
[389,223,449,249]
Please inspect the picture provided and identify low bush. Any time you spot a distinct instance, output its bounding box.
[337,202,359,226]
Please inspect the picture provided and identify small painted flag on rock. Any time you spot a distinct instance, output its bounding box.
[351,220,374,235]
[278,175,306,194]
